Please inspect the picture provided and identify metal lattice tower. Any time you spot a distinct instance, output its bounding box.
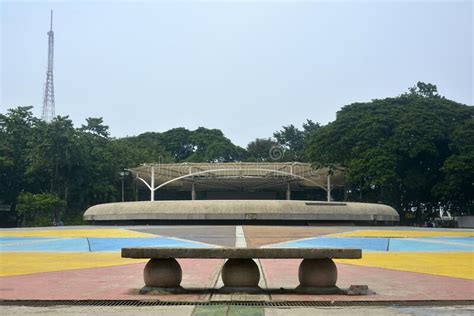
[42,10,55,122]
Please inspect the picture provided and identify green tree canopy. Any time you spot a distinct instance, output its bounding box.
[246,138,278,161]
[305,82,473,220]
[273,120,320,161]
[16,192,65,227]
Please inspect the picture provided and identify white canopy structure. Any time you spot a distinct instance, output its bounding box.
[128,162,345,202]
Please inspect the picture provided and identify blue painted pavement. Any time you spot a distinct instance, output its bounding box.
[0,237,212,252]
[270,237,473,252]
[389,238,473,252]
[271,237,388,251]
[0,237,90,252]
[88,237,208,252]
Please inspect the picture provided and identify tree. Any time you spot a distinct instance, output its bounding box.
[407,81,440,98]
[302,119,321,135]
[27,116,81,205]
[273,120,321,162]
[273,125,305,161]
[246,138,279,161]
[305,83,473,221]
[16,192,65,227]
[76,117,119,209]
[0,107,39,226]
[434,118,474,214]
[80,117,110,138]
[0,108,248,226]
[161,128,194,161]
[186,127,246,162]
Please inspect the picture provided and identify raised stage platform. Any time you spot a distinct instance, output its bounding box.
[83,200,399,225]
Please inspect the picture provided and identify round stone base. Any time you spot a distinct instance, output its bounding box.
[298,258,337,287]
[143,258,182,288]
[221,258,260,287]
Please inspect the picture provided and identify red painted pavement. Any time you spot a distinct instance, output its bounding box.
[261,259,474,301]
[0,259,223,301]
[1,258,473,301]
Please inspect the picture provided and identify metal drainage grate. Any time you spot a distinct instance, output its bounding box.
[0,300,473,307]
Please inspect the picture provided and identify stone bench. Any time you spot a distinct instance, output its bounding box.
[122,247,364,294]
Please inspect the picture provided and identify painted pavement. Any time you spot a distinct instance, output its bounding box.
[0,225,473,304]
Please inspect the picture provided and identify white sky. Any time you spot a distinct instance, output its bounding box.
[1,0,472,146]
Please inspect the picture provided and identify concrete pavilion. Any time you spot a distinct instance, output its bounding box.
[83,162,399,225]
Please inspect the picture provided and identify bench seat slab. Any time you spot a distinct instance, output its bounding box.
[122,247,362,259]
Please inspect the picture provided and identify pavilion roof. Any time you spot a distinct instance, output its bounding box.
[128,162,345,192]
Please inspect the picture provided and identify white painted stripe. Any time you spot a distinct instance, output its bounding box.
[263,235,320,248]
[164,236,222,248]
[235,226,247,248]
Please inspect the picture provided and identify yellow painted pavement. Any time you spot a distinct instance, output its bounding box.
[336,252,474,280]
[0,229,155,238]
[0,252,147,277]
[330,230,474,238]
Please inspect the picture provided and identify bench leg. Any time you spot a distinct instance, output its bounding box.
[143,258,182,288]
[298,258,337,287]
[221,258,260,287]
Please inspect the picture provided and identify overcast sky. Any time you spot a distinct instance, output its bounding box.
[1,0,472,146]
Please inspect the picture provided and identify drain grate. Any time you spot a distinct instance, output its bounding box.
[0,300,473,308]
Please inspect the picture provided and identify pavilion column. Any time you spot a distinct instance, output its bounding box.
[150,166,155,201]
[286,183,291,200]
[189,166,196,200]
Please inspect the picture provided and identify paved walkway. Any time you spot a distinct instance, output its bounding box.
[2,305,474,315]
